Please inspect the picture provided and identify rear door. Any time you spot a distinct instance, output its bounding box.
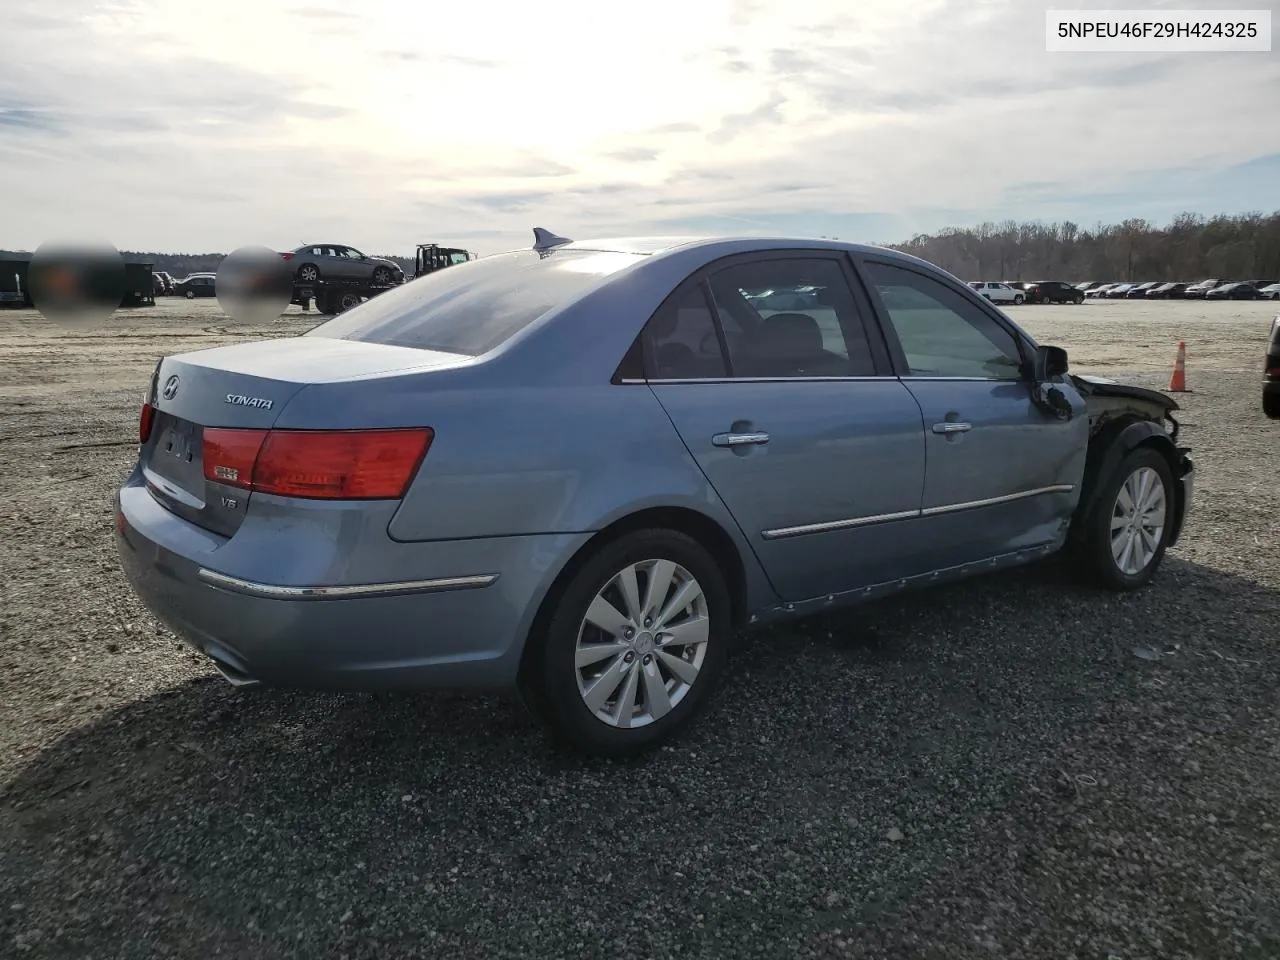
[643,252,928,602]
[856,256,1089,569]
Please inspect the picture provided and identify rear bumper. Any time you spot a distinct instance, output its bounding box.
[115,475,589,691]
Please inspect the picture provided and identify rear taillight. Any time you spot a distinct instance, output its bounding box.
[279,252,294,261]
[139,402,156,444]
[203,428,432,500]
[203,428,268,489]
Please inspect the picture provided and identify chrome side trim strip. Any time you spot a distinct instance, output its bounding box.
[918,484,1075,517]
[627,376,890,385]
[762,509,920,540]
[196,569,499,600]
[760,485,1075,540]
[624,376,1021,385]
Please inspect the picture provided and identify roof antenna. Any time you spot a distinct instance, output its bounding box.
[532,227,572,252]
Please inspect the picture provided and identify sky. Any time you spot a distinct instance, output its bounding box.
[1,0,1277,257]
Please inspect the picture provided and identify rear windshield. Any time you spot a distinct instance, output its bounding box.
[305,248,645,356]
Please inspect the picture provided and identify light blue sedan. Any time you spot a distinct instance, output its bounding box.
[116,229,1194,756]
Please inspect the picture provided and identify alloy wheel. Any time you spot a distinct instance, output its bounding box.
[1110,466,1167,575]
[574,559,710,729]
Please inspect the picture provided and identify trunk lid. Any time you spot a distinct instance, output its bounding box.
[142,336,468,536]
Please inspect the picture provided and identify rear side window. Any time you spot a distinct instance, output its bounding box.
[706,257,877,378]
[307,249,645,356]
[641,285,727,379]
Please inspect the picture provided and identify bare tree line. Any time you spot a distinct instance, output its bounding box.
[886,211,1280,283]
[7,212,1280,284]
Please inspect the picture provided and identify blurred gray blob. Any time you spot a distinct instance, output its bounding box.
[28,240,126,330]
[216,245,294,325]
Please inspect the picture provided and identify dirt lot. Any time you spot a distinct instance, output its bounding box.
[1,297,1278,959]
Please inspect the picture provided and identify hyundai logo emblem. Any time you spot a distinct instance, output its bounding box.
[162,375,180,401]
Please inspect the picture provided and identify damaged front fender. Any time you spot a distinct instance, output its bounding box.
[1070,374,1182,442]
[1068,374,1194,548]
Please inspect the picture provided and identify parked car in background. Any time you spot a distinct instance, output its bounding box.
[283,244,405,286]
[1147,282,1188,299]
[1206,282,1262,301]
[1025,280,1085,304]
[1264,316,1280,419]
[968,281,1025,304]
[173,274,217,298]
[1251,279,1277,290]
[115,230,1194,756]
[1106,283,1136,298]
[1086,283,1117,298]
[1259,282,1280,300]
[153,273,170,296]
[1183,279,1222,299]
[1124,282,1161,299]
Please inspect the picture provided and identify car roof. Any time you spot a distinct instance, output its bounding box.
[531,233,955,269]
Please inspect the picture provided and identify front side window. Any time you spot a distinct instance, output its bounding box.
[705,258,876,378]
[308,248,645,357]
[863,261,1024,380]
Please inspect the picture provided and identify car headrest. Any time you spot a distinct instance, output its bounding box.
[755,313,823,357]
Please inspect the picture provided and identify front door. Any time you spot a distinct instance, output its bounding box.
[858,257,1090,570]
[641,253,928,602]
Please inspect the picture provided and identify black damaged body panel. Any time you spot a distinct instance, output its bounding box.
[1066,374,1194,548]
[1070,374,1181,442]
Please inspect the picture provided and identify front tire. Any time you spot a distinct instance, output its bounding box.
[1013,294,1025,305]
[534,529,732,757]
[372,267,392,284]
[185,290,195,299]
[1074,446,1175,591]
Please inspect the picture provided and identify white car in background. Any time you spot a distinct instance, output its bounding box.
[1260,282,1280,300]
[967,281,1025,305]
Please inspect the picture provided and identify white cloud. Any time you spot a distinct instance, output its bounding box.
[1,0,1276,256]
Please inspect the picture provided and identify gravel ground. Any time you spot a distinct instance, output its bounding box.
[1,298,1278,959]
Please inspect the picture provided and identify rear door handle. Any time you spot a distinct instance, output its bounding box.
[712,431,770,447]
[931,421,972,434]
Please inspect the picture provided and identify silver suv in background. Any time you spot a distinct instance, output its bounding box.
[284,244,405,286]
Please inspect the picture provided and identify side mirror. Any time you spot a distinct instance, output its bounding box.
[1034,344,1069,381]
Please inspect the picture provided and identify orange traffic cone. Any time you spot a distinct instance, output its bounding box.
[1168,341,1188,392]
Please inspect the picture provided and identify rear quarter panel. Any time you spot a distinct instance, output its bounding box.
[273,371,746,543]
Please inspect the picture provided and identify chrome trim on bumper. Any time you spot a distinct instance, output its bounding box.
[195,569,500,600]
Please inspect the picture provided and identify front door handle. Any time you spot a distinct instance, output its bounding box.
[931,421,972,434]
[712,431,770,447]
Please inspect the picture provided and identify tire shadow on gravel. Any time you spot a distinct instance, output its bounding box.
[2,556,1278,959]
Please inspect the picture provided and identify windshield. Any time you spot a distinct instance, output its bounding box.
[306,248,646,356]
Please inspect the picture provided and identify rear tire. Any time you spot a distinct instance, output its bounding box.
[185,290,195,299]
[1072,446,1174,591]
[1264,389,1280,419]
[296,264,320,283]
[533,529,732,758]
